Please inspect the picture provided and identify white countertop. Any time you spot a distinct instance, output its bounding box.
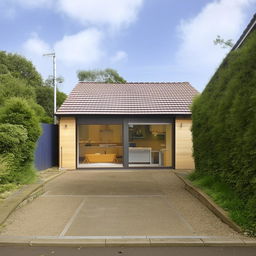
[129,147,152,150]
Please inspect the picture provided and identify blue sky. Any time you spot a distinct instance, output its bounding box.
[0,0,255,93]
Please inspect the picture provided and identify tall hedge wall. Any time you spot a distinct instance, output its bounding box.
[192,30,256,200]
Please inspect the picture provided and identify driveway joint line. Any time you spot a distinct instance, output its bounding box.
[163,196,195,234]
[151,174,196,234]
[41,190,50,197]
[59,199,85,237]
[42,194,163,198]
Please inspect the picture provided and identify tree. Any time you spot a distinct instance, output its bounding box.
[77,68,126,83]
[0,51,43,87]
[0,51,67,122]
[44,75,64,87]
[0,74,51,122]
[214,35,234,48]
[0,74,36,105]
[35,86,67,121]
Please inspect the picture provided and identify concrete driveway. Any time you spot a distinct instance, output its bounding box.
[0,170,241,238]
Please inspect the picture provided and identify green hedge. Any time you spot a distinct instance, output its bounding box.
[192,30,256,234]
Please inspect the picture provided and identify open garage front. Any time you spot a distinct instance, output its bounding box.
[57,82,197,170]
[76,116,174,169]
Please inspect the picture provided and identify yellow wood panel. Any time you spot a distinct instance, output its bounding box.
[175,119,195,169]
[164,124,172,166]
[59,117,76,169]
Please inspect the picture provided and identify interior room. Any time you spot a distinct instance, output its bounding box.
[128,124,172,167]
[78,124,123,168]
[77,123,172,168]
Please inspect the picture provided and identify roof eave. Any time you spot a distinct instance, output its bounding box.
[232,13,256,50]
[55,112,192,116]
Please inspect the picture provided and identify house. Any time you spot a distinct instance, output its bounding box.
[56,82,198,169]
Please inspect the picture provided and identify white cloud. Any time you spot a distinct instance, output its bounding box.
[22,34,54,82]
[175,0,256,91]
[111,50,128,63]
[22,29,106,92]
[3,0,144,29]
[54,28,104,66]
[23,33,51,55]
[23,29,104,66]
[56,0,144,28]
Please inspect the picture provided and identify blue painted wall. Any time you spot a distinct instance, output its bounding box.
[35,123,58,171]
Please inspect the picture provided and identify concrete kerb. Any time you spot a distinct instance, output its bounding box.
[173,171,243,234]
[0,237,255,247]
[0,170,66,227]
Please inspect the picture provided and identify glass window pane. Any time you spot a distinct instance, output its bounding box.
[78,124,123,168]
[128,124,172,167]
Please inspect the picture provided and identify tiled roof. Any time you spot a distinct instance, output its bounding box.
[56,82,198,115]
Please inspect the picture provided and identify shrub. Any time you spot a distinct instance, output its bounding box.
[0,123,27,154]
[0,98,41,183]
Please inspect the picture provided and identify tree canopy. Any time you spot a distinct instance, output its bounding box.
[35,86,66,119]
[0,51,43,87]
[0,51,67,122]
[77,68,126,83]
[44,75,64,87]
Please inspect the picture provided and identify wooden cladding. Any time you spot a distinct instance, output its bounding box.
[59,117,76,169]
[175,118,195,169]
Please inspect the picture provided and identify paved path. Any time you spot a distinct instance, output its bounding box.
[0,170,243,238]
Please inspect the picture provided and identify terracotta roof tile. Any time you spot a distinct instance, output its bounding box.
[56,82,198,115]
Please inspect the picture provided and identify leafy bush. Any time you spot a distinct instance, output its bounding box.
[0,124,27,184]
[0,155,20,195]
[192,30,256,234]
[0,98,41,183]
[0,123,27,154]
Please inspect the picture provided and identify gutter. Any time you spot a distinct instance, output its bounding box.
[232,14,256,50]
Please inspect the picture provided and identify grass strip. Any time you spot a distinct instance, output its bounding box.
[188,172,255,237]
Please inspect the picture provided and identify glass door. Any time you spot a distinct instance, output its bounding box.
[78,124,123,168]
[128,124,172,167]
